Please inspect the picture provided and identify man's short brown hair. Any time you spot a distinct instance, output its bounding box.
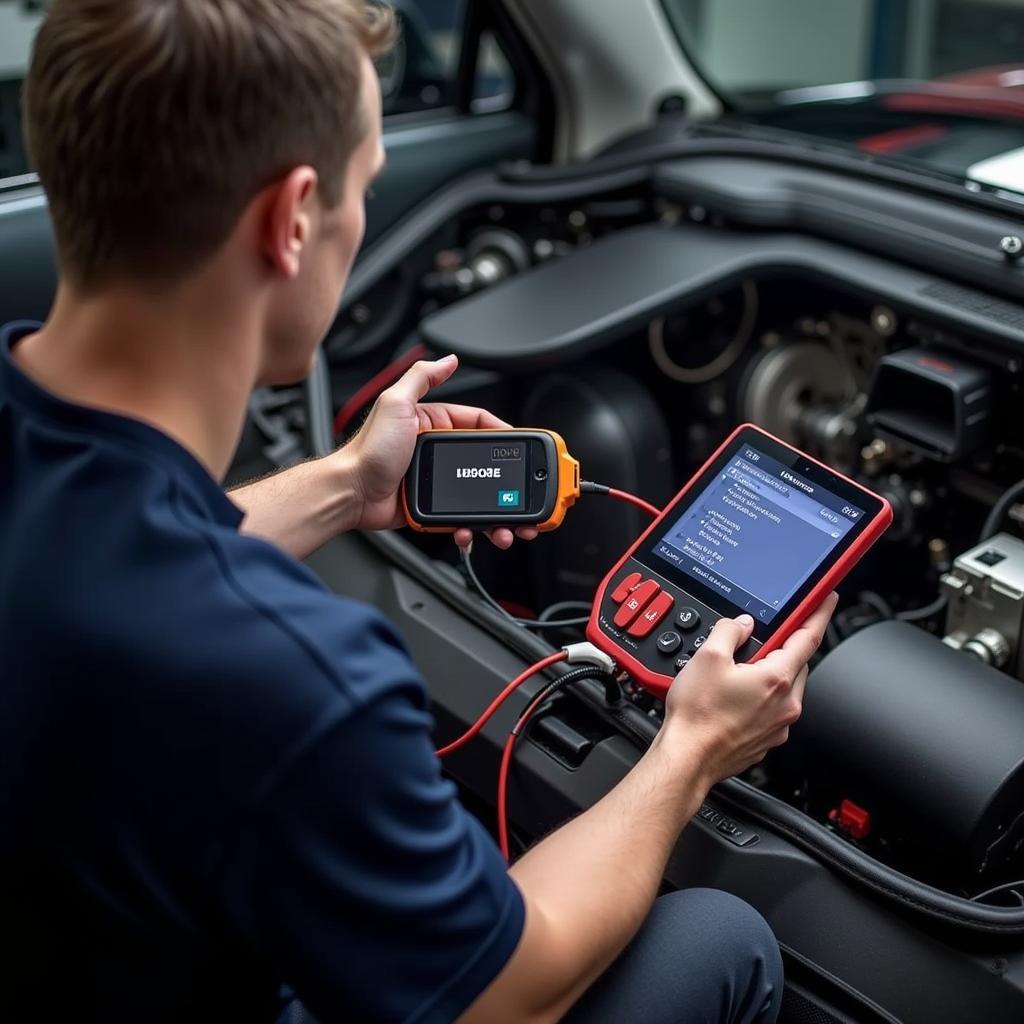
[24,0,395,290]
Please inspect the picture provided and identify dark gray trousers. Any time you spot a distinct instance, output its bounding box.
[283,888,783,1023]
[565,888,783,1024]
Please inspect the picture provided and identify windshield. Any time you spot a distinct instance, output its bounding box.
[661,0,1024,196]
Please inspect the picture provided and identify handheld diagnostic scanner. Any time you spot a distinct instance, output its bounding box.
[587,424,893,699]
[402,429,581,533]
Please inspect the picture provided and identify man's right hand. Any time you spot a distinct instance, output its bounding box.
[460,595,836,1024]
[664,593,838,785]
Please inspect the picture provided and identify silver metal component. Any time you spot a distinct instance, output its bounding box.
[533,238,556,261]
[740,341,854,453]
[962,628,1011,668]
[941,572,966,593]
[870,305,898,336]
[466,228,530,275]
[562,642,616,674]
[943,533,1024,679]
[1000,235,1024,259]
[469,254,506,287]
[568,209,588,230]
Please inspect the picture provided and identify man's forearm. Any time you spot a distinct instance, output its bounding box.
[230,453,362,560]
[464,721,711,1023]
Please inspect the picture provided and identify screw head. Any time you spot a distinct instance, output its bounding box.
[1000,235,1024,259]
[871,305,897,336]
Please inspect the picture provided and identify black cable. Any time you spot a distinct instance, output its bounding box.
[529,616,591,630]
[971,879,1024,906]
[981,479,1024,542]
[459,546,591,629]
[509,667,617,741]
[858,590,893,620]
[539,601,593,623]
[897,593,948,623]
[500,666,619,858]
[519,666,613,719]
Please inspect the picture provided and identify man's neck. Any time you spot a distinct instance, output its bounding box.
[13,279,263,480]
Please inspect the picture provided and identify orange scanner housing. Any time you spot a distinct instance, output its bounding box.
[401,429,580,533]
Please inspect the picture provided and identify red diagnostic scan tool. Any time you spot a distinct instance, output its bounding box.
[587,424,893,699]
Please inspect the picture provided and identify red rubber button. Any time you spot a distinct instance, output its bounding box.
[627,591,675,638]
[610,571,643,603]
[613,579,660,628]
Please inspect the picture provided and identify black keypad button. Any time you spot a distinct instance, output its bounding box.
[674,656,690,673]
[676,607,701,632]
[656,630,682,655]
[688,633,708,656]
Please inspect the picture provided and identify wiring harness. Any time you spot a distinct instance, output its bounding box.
[435,643,618,860]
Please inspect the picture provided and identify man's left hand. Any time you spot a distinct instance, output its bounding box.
[338,354,539,550]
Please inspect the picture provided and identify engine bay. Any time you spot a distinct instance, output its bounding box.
[269,145,1024,916]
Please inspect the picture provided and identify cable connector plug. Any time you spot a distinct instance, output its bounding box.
[561,641,616,675]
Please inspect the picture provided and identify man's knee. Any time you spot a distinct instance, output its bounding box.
[563,887,783,1024]
[655,888,783,1023]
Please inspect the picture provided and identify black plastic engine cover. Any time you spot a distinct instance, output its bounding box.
[521,366,673,604]
[792,620,1024,876]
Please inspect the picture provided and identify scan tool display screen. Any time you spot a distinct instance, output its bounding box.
[429,440,528,514]
[649,446,864,624]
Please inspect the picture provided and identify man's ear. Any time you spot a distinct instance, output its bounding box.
[260,167,319,279]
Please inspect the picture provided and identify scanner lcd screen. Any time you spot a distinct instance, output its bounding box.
[650,445,864,624]
[429,441,528,515]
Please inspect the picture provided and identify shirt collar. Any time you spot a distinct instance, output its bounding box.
[0,320,244,529]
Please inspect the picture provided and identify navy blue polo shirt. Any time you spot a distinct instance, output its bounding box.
[0,322,524,1023]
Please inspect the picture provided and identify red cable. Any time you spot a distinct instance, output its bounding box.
[607,487,661,518]
[333,342,429,438]
[496,731,516,860]
[496,683,559,860]
[434,651,567,759]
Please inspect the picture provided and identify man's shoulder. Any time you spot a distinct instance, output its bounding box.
[2,425,423,714]
[185,518,423,708]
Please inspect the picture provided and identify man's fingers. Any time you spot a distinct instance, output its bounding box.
[791,665,809,706]
[385,355,458,406]
[700,613,755,660]
[760,592,837,680]
[486,528,515,550]
[452,526,535,551]
[418,403,511,431]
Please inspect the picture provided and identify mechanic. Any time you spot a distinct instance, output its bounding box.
[0,2,833,1022]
